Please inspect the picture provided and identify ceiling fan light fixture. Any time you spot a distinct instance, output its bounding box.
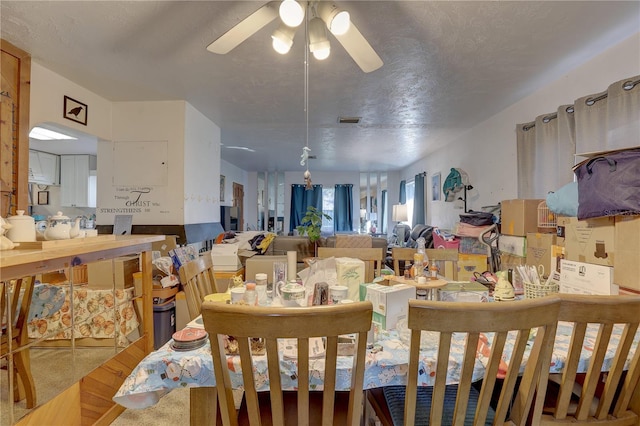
[309,17,330,60]
[279,0,304,28]
[317,2,350,35]
[271,24,295,54]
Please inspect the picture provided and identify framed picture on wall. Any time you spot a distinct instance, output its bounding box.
[37,191,49,205]
[432,172,441,201]
[63,95,88,125]
[220,175,226,202]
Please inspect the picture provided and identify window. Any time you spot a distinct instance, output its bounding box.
[406,180,415,226]
[321,187,334,235]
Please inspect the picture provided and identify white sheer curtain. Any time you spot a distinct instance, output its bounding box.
[517,75,639,198]
[517,105,576,198]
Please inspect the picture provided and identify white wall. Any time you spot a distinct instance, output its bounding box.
[402,32,640,231]
[99,101,186,225]
[184,103,221,224]
[30,62,112,141]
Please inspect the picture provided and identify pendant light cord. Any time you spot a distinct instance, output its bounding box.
[304,3,310,173]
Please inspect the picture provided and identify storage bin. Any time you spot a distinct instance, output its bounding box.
[153,301,176,350]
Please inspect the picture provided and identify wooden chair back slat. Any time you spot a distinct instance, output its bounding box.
[317,247,384,282]
[404,297,560,426]
[178,254,219,319]
[534,294,640,425]
[201,301,373,426]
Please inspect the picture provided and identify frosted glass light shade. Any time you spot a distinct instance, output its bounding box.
[279,0,304,27]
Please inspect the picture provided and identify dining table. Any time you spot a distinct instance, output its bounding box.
[113,314,640,412]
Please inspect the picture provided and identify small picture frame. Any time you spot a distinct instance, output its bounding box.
[63,95,88,125]
[220,175,226,202]
[37,191,49,205]
[432,172,441,201]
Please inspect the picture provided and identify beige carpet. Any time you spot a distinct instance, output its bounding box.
[110,387,190,425]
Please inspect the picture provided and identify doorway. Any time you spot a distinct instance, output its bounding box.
[233,182,244,231]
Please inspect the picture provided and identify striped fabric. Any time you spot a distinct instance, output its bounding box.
[383,384,496,425]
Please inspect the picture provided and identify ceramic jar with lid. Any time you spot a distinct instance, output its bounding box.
[36,211,81,240]
[6,210,36,242]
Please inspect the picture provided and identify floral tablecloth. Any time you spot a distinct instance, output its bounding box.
[113,320,639,410]
[27,284,139,346]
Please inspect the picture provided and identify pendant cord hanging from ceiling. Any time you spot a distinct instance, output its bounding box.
[302,3,313,190]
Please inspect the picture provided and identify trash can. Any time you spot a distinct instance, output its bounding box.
[153,300,176,349]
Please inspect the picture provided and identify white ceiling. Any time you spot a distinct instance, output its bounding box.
[2,1,639,172]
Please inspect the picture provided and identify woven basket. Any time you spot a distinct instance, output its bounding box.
[524,281,559,299]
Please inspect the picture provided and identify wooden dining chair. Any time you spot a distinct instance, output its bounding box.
[317,247,385,283]
[392,248,459,280]
[201,301,373,426]
[532,293,640,425]
[370,297,560,425]
[1,276,37,408]
[178,254,220,320]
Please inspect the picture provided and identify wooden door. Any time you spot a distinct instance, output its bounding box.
[1,39,31,216]
[233,182,244,231]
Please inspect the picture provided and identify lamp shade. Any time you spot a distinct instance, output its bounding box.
[309,17,330,60]
[392,204,408,222]
[317,2,350,35]
[279,0,304,27]
[271,24,296,54]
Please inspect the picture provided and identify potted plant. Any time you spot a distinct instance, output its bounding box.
[297,206,332,255]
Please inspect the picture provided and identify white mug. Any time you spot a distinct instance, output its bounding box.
[329,285,349,305]
[230,287,246,304]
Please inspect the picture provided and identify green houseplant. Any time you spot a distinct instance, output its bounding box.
[297,206,332,254]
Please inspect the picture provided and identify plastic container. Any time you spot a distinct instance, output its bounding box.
[244,282,257,306]
[153,301,176,349]
[255,273,268,304]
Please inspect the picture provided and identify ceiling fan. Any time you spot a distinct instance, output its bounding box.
[207,1,383,73]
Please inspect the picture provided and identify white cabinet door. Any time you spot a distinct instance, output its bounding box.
[60,155,94,207]
[38,152,60,185]
[29,150,60,185]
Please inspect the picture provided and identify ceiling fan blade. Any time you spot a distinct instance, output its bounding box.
[333,21,383,73]
[207,1,279,54]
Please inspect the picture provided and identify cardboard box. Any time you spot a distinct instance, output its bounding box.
[563,216,615,267]
[152,235,178,258]
[614,215,640,292]
[549,245,565,275]
[560,259,617,295]
[499,235,527,258]
[335,257,366,301]
[459,237,489,255]
[438,281,489,302]
[526,233,557,277]
[501,199,543,236]
[365,284,415,330]
[457,254,488,281]
[88,255,139,289]
[210,243,241,271]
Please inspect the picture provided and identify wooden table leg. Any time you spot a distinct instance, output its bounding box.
[191,387,222,426]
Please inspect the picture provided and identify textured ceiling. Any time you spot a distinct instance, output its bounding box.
[2,1,639,172]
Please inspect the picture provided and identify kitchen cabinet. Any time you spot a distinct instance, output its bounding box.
[28,150,59,185]
[60,154,97,207]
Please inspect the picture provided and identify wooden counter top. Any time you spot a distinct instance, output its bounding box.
[0,235,165,271]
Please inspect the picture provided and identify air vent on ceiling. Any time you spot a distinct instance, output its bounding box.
[338,116,361,124]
